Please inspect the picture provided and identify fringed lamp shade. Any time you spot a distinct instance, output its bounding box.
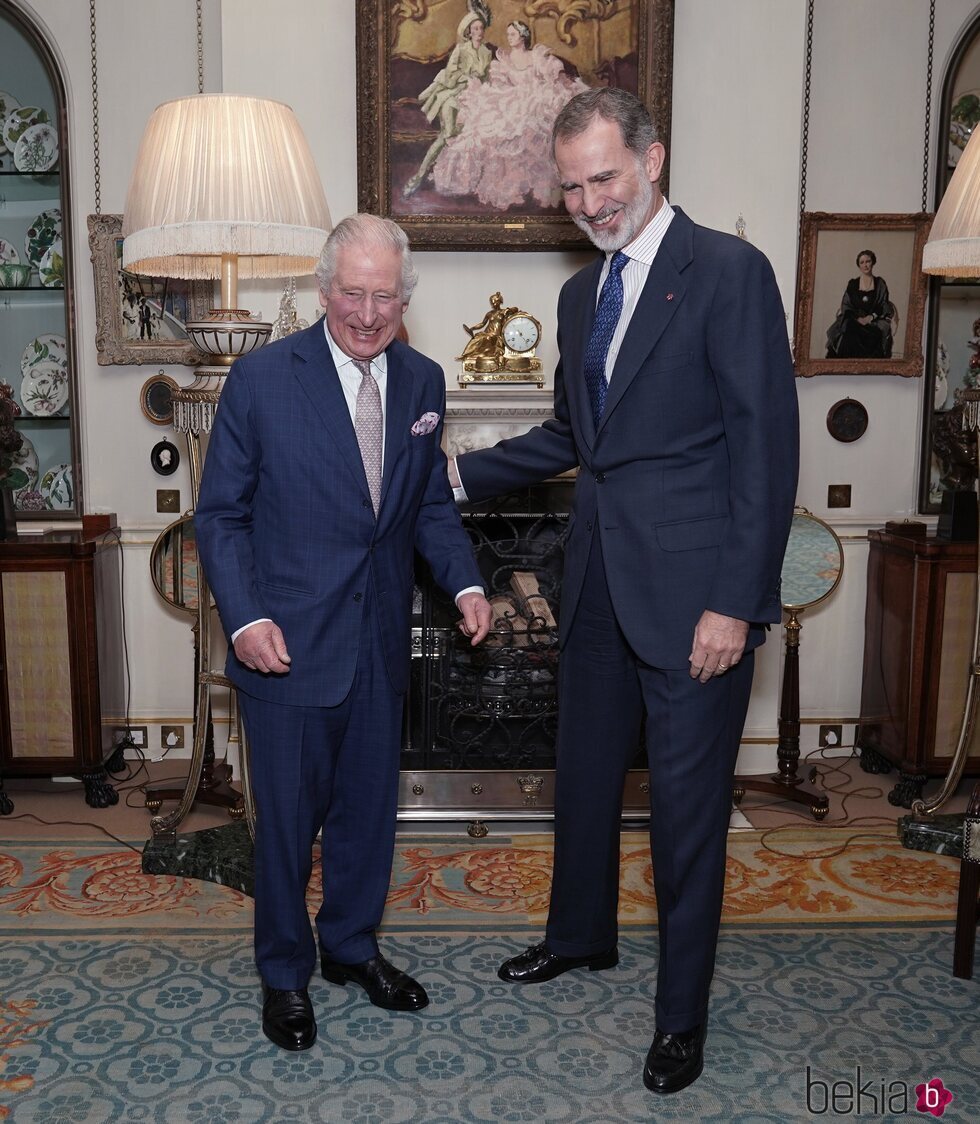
[122,94,331,436]
[122,94,331,292]
[923,125,980,277]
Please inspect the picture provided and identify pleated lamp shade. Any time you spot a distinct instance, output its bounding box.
[923,125,980,276]
[122,94,331,284]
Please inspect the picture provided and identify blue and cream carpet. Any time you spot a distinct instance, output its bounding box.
[1,830,977,1122]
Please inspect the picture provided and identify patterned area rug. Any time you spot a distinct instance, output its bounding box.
[1,830,975,1122]
[0,828,963,934]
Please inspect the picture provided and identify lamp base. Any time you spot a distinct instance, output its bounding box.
[185,308,272,367]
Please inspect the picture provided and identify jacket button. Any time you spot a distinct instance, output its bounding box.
[586,521,593,532]
[353,592,363,602]
[362,498,371,508]
[595,472,605,483]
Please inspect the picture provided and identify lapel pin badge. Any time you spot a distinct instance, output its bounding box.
[666,293,674,301]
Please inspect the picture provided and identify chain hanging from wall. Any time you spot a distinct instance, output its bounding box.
[89,0,205,211]
[797,0,935,218]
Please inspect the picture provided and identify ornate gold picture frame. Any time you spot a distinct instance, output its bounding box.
[87,214,212,366]
[357,0,674,250]
[794,212,933,378]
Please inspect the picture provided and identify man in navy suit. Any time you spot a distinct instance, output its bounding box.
[196,214,491,1051]
[451,88,799,1093]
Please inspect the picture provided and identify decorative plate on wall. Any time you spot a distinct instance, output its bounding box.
[826,398,869,443]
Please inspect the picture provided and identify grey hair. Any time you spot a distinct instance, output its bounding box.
[551,87,659,160]
[314,213,418,301]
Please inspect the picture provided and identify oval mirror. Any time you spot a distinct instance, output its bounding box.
[150,514,205,615]
[780,509,844,611]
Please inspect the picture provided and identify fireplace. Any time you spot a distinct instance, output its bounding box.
[398,483,649,831]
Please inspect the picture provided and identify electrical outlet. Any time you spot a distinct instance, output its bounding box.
[819,724,843,748]
[112,725,148,748]
[161,725,185,750]
[157,489,180,513]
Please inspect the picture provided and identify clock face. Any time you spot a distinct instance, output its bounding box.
[503,314,540,353]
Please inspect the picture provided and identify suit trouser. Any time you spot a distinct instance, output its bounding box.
[237,598,403,992]
[544,535,754,1032]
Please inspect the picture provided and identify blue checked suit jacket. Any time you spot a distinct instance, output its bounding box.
[195,322,482,707]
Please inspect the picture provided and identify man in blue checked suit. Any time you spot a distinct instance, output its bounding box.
[196,214,491,1051]
[451,89,799,1094]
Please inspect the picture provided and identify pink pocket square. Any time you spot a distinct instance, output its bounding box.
[411,411,440,436]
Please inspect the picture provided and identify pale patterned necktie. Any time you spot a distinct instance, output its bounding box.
[583,250,630,429]
[352,358,383,515]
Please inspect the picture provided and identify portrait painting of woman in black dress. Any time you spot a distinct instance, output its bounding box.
[825,249,899,359]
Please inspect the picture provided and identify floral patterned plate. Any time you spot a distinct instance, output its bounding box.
[24,207,61,268]
[38,240,64,288]
[1,105,50,153]
[0,91,22,153]
[21,332,67,380]
[13,121,58,173]
[21,360,68,417]
[0,237,19,265]
[39,463,73,510]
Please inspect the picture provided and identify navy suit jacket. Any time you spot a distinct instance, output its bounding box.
[195,322,482,707]
[458,208,799,669]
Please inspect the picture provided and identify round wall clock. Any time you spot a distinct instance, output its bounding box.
[826,398,869,443]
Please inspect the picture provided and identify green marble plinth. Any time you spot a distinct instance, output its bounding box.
[898,813,964,858]
[142,819,254,895]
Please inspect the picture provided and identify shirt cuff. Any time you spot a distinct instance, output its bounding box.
[451,456,469,504]
[231,618,272,643]
[454,586,483,607]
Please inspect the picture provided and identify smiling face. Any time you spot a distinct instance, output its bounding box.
[555,116,664,252]
[320,243,408,361]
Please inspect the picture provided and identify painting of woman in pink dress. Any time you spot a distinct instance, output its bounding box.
[431,20,588,211]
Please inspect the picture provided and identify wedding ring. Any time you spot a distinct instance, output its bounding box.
[718,663,728,670]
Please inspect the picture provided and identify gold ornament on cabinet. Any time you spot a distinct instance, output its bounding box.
[457,291,544,387]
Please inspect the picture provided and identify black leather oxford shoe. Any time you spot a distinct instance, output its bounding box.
[497,940,618,983]
[262,985,316,1051]
[320,953,429,1011]
[642,1023,706,1094]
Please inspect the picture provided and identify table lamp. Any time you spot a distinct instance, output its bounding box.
[122,93,331,438]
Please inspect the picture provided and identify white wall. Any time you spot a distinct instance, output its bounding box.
[10,0,979,769]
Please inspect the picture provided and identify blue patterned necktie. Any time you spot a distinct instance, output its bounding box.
[583,250,629,430]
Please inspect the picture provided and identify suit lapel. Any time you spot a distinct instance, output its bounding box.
[597,208,694,436]
[293,323,374,507]
[380,343,415,511]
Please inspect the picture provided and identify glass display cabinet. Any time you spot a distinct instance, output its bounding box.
[0,2,81,519]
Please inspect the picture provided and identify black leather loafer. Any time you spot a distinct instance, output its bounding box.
[497,940,618,983]
[642,1023,706,1094]
[262,985,316,1051]
[320,953,429,1011]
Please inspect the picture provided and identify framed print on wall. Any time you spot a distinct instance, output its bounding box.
[793,212,932,378]
[87,214,212,366]
[357,0,674,250]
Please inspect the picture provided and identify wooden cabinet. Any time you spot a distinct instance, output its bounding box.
[0,3,81,519]
[857,528,980,806]
[0,529,124,811]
